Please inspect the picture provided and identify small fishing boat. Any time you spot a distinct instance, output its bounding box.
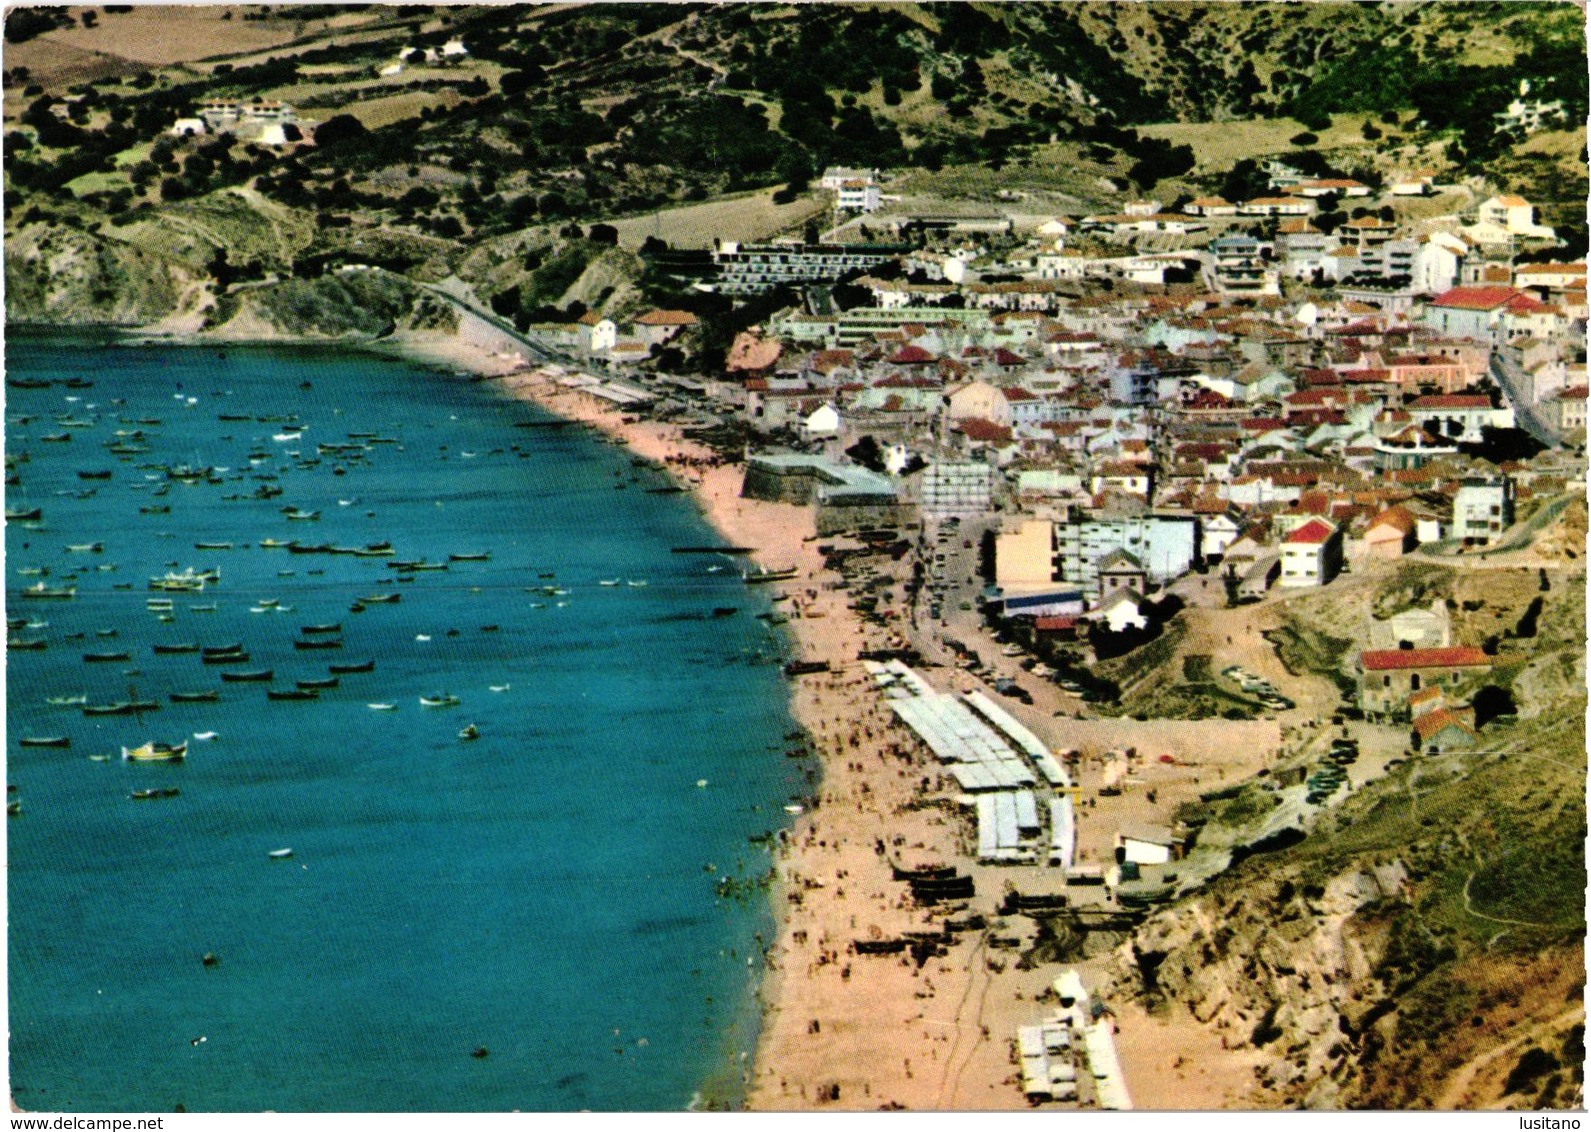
[268,848,293,859]
[202,651,250,665]
[5,506,43,522]
[45,694,87,706]
[258,538,291,549]
[458,724,480,741]
[284,509,320,521]
[130,787,181,800]
[194,541,234,550]
[599,579,620,587]
[201,643,244,656]
[297,677,338,690]
[449,551,491,562]
[367,702,396,711]
[300,623,342,635]
[8,637,47,650]
[66,541,105,552]
[170,690,220,703]
[122,741,187,762]
[146,599,175,612]
[626,579,649,588]
[22,582,75,600]
[84,699,161,716]
[266,688,319,701]
[328,659,375,674]
[293,638,342,650]
[189,602,218,613]
[19,736,70,748]
[152,642,201,655]
[419,693,461,708]
[192,731,220,742]
[743,566,798,584]
[358,593,401,604]
[219,669,273,683]
[83,651,132,663]
[489,684,510,693]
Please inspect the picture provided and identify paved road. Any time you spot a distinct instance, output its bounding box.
[417,278,593,373]
[1489,344,1560,448]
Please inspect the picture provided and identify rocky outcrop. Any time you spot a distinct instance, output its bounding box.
[5,222,193,325]
[1108,861,1415,1107]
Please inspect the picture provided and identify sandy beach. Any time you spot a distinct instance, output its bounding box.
[403,332,1260,1112]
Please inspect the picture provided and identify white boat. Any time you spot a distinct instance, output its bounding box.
[192,731,219,742]
[599,579,620,587]
[626,579,649,588]
[488,684,510,693]
[419,694,461,708]
[122,741,187,763]
[268,848,293,859]
[367,702,397,711]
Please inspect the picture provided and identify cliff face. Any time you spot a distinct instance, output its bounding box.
[5,222,194,326]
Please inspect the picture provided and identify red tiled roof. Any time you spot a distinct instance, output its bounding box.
[1368,505,1416,535]
[891,345,935,364]
[1001,386,1038,402]
[1413,708,1475,741]
[1360,647,1491,671]
[993,348,1026,367]
[1034,615,1079,632]
[1284,518,1336,544]
[634,309,698,327]
[1410,394,1490,409]
[958,418,1013,443]
[1429,287,1521,311]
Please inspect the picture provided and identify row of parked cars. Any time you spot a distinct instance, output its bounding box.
[1306,737,1359,805]
[1221,664,1296,712]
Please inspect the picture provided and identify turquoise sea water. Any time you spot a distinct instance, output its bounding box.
[5,332,807,1112]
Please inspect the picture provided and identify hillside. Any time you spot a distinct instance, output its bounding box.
[4,2,1586,330]
[1099,558,1586,1109]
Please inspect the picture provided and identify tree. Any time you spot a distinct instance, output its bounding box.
[314,113,367,148]
[587,223,618,246]
[1472,685,1517,728]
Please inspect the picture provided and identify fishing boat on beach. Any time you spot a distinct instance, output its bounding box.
[122,741,187,762]
[743,566,798,584]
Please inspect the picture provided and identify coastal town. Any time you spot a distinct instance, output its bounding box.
[458,154,1585,1110]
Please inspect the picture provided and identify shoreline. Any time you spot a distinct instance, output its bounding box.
[73,321,1232,1111]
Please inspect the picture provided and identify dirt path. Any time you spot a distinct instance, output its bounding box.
[1435,1005,1585,1109]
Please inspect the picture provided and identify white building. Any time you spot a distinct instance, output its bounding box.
[1476,194,1555,240]
[921,461,995,517]
[1452,477,1514,546]
[1054,515,1198,589]
[1279,518,1343,588]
